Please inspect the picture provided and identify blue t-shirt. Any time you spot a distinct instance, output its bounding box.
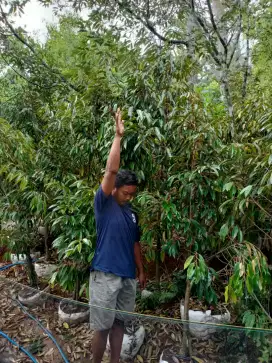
[91,186,140,279]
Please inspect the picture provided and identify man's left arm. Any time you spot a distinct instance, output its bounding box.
[134,242,146,289]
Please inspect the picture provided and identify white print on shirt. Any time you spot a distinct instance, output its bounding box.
[131,213,136,223]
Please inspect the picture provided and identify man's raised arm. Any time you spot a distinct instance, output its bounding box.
[101,108,124,196]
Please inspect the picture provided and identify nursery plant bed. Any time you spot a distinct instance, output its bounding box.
[180,300,231,340]
[0,278,263,363]
[34,261,57,279]
[58,299,90,325]
[18,284,49,307]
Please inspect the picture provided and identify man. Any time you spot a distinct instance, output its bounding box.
[90,108,146,363]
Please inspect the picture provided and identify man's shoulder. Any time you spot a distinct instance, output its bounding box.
[94,186,114,214]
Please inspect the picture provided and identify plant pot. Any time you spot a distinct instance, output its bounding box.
[159,349,180,363]
[34,262,57,279]
[180,302,230,340]
[38,226,46,236]
[107,323,145,360]
[11,252,40,264]
[141,289,153,299]
[58,300,89,326]
[18,286,49,307]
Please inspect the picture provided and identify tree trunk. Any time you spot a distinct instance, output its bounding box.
[44,224,50,261]
[25,249,38,287]
[182,279,192,356]
[155,238,161,288]
[242,14,250,100]
[221,70,234,119]
[73,273,80,301]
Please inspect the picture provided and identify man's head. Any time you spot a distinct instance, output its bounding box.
[112,170,138,205]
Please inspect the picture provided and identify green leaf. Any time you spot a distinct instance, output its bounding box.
[155,127,162,141]
[77,242,82,253]
[246,278,253,294]
[160,250,165,262]
[64,249,74,258]
[240,185,253,197]
[232,226,239,239]
[184,255,194,269]
[224,286,229,302]
[49,271,58,286]
[219,224,229,240]
[238,230,243,242]
[187,263,195,280]
[223,182,233,191]
[137,109,143,120]
[166,148,172,157]
[82,238,91,246]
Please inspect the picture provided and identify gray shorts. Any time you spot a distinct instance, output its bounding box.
[89,271,136,331]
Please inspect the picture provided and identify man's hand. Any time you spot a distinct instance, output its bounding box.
[114,108,124,137]
[138,272,146,290]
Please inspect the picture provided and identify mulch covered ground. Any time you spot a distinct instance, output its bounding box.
[0,263,263,363]
[0,278,186,363]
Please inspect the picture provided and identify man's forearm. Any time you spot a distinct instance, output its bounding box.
[102,134,121,195]
[101,109,124,195]
[106,134,121,174]
[134,242,144,274]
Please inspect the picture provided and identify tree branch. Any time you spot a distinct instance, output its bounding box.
[242,10,251,99]
[189,0,222,66]
[116,0,189,47]
[226,17,239,46]
[0,54,55,90]
[146,0,150,19]
[252,293,272,324]
[227,3,242,68]
[206,0,228,58]
[0,5,80,92]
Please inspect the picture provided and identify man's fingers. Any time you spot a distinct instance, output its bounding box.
[117,109,121,124]
[114,108,122,125]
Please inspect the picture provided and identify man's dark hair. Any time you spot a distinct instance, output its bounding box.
[115,170,138,188]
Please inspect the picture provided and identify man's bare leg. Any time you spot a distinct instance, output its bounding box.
[109,321,124,363]
[93,329,109,363]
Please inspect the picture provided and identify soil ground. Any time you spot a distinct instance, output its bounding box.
[0,263,265,363]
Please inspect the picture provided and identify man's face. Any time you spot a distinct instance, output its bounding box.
[113,185,137,205]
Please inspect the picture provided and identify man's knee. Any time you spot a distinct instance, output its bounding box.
[94,328,110,338]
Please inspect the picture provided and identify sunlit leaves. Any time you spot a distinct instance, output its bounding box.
[240,185,253,198]
[225,243,271,304]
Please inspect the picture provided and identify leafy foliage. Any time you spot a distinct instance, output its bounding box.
[0,2,271,346]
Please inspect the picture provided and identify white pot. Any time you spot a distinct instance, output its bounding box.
[34,262,57,279]
[159,349,180,363]
[58,300,89,326]
[38,226,46,236]
[18,286,48,307]
[180,302,230,340]
[107,324,145,360]
[141,289,153,299]
[11,252,40,264]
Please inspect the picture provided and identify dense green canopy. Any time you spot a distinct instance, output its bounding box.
[0,0,271,354]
